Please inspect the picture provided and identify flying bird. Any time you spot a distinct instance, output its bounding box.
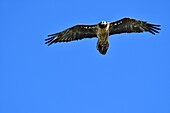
[45,17,161,55]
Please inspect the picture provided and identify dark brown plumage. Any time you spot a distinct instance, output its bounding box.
[45,25,97,46]
[109,18,161,35]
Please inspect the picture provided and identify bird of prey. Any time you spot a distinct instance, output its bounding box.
[45,17,161,55]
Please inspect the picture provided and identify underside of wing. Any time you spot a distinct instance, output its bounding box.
[45,24,97,46]
[109,18,161,35]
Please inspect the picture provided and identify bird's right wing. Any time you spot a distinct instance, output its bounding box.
[45,24,97,46]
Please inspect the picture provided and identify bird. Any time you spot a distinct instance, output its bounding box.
[45,17,161,55]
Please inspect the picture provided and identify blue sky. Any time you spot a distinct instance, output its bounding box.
[0,0,170,113]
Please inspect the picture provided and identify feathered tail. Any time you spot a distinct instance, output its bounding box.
[96,41,109,55]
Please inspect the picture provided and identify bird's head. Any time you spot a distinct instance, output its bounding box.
[99,21,107,28]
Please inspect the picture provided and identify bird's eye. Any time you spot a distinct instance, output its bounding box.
[102,21,106,24]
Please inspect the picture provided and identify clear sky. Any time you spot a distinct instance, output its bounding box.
[0,0,170,113]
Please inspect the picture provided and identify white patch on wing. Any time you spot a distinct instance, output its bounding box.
[117,21,122,25]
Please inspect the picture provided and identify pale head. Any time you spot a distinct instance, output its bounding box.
[99,20,107,28]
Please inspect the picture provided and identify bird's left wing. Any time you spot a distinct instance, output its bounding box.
[45,24,97,46]
[109,18,161,35]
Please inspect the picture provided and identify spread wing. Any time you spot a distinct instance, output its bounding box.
[45,24,97,46]
[109,18,161,35]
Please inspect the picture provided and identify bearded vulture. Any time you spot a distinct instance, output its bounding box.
[45,17,161,55]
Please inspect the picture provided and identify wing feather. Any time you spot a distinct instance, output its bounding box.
[109,18,161,35]
[45,24,97,46]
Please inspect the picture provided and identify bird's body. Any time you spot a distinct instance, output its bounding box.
[96,22,110,54]
[45,17,161,55]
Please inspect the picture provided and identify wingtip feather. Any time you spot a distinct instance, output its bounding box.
[147,23,161,35]
[45,34,58,46]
